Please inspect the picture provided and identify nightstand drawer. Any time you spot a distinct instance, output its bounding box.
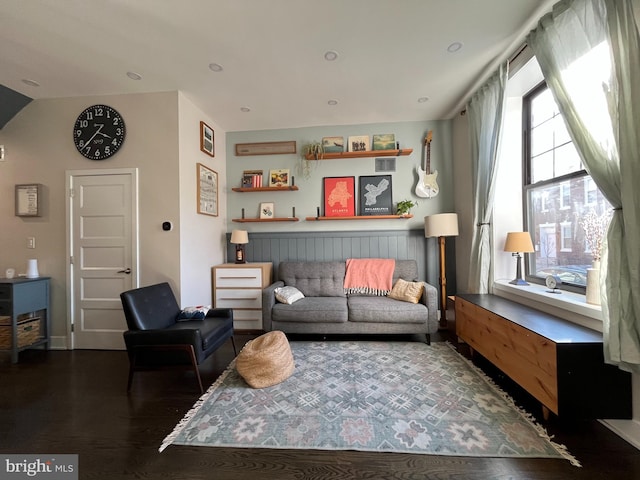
[215,289,262,309]
[215,268,262,288]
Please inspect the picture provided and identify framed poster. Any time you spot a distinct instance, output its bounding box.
[197,163,218,216]
[323,176,355,217]
[200,121,214,157]
[358,175,392,215]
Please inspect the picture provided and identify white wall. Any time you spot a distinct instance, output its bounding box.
[0,91,212,343]
[177,93,227,306]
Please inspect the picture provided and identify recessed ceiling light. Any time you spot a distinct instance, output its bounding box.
[208,63,223,72]
[21,78,40,87]
[447,42,463,53]
[126,71,142,80]
[417,97,429,103]
[327,99,338,105]
[324,50,339,61]
[240,106,251,112]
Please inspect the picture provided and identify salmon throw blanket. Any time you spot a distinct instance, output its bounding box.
[343,258,395,295]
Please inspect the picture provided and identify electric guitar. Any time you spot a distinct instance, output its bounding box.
[415,131,439,198]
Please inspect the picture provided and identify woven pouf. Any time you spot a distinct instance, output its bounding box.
[236,331,295,388]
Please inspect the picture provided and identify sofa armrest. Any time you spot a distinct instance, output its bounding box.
[420,281,439,333]
[262,281,284,331]
[205,308,233,320]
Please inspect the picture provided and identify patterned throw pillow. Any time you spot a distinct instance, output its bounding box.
[387,279,424,304]
[177,305,211,321]
[275,286,305,304]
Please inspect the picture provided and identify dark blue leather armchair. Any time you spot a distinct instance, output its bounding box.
[120,282,236,393]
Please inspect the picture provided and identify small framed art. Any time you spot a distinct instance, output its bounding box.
[372,134,396,150]
[200,121,214,157]
[359,175,392,215]
[322,136,344,153]
[197,163,218,216]
[15,184,42,217]
[347,135,370,152]
[260,202,275,219]
[269,169,290,187]
[323,176,355,217]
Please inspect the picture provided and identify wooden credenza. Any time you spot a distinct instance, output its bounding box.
[212,263,272,332]
[456,294,631,420]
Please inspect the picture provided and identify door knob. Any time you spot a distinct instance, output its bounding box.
[118,268,132,274]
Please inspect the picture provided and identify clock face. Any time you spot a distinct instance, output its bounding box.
[73,105,126,160]
[545,274,560,290]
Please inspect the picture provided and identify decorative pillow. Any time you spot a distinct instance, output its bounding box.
[177,305,211,321]
[387,279,424,304]
[274,286,305,304]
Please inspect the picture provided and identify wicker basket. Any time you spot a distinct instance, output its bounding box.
[0,317,41,349]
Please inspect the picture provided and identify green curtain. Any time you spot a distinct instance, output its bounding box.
[466,64,508,294]
[528,0,640,372]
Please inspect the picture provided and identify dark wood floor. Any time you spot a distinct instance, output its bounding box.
[1,330,639,480]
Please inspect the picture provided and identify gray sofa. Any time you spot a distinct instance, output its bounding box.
[262,260,438,342]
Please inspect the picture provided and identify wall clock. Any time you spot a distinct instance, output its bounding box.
[73,104,126,160]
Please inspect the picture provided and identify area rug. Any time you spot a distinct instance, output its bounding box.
[160,341,580,466]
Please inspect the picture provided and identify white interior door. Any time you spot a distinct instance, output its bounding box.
[67,169,138,349]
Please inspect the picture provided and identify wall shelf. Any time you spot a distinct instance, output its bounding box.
[304,148,412,161]
[305,214,413,221]
[232,217,300,223]
[232,186,299,193]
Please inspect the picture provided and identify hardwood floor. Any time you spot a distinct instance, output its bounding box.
[1,331,639,480]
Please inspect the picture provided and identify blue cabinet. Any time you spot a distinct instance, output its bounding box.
[0,277,50,363]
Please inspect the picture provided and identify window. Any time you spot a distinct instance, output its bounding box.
[523,82,610,289]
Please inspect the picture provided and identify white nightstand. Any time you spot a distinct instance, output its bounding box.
[211,262,273,332]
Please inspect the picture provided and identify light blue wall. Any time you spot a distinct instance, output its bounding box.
[225,120,455,232]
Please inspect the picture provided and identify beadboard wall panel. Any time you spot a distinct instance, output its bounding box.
[225,229,455,291]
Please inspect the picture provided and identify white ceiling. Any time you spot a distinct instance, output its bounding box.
[0,0,556,132]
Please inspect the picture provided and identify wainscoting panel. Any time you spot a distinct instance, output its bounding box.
[226,229,452,290]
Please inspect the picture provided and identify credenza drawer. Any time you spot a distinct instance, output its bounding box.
[215,268,262,288]
[215,289,262,309]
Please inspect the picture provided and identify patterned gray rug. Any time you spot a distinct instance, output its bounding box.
[160,341,579,466]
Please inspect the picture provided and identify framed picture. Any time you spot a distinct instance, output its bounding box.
[358,175,392,215]
[322,136,344,153]
[235,141,296,156]
[269,169,290,187]
[260,202,275,219]
[372,133,396,150]
[197,163,218,216]
[200,121,214,157]
[347,135,370,152]
[15,184,42,217]
[323,176,356,217]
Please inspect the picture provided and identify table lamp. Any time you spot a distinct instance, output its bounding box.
[230,230,249,264]
[504,232,534,285]
[424,213,459,329]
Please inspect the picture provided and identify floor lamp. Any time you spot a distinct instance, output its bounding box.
[424,213,459,330]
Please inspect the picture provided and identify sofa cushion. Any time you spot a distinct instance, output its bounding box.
[278,261,346,297]
[272,297,348,323]
[347,296,427,324]
[393,260,419,282]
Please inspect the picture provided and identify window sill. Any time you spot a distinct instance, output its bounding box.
[493,279,603,332]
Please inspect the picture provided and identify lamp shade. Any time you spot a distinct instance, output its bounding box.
[424,213,459,238]
[230,229,249,244]
[504,232,534,253]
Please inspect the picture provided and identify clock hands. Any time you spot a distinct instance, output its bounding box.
[83,123,104,147]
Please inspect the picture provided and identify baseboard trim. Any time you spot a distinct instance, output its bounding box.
[49,335,69,350]
[600,419,640,451]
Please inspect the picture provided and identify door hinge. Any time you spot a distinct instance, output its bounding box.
[69,188,75,198]
[70,256,74,265]
[70,323,74,332]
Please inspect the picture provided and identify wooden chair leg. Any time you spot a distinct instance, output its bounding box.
[127,351,137,392]
[230,336,237,356]
[186,346,204,393]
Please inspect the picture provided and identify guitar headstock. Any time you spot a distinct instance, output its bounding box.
[424,131,433,146]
